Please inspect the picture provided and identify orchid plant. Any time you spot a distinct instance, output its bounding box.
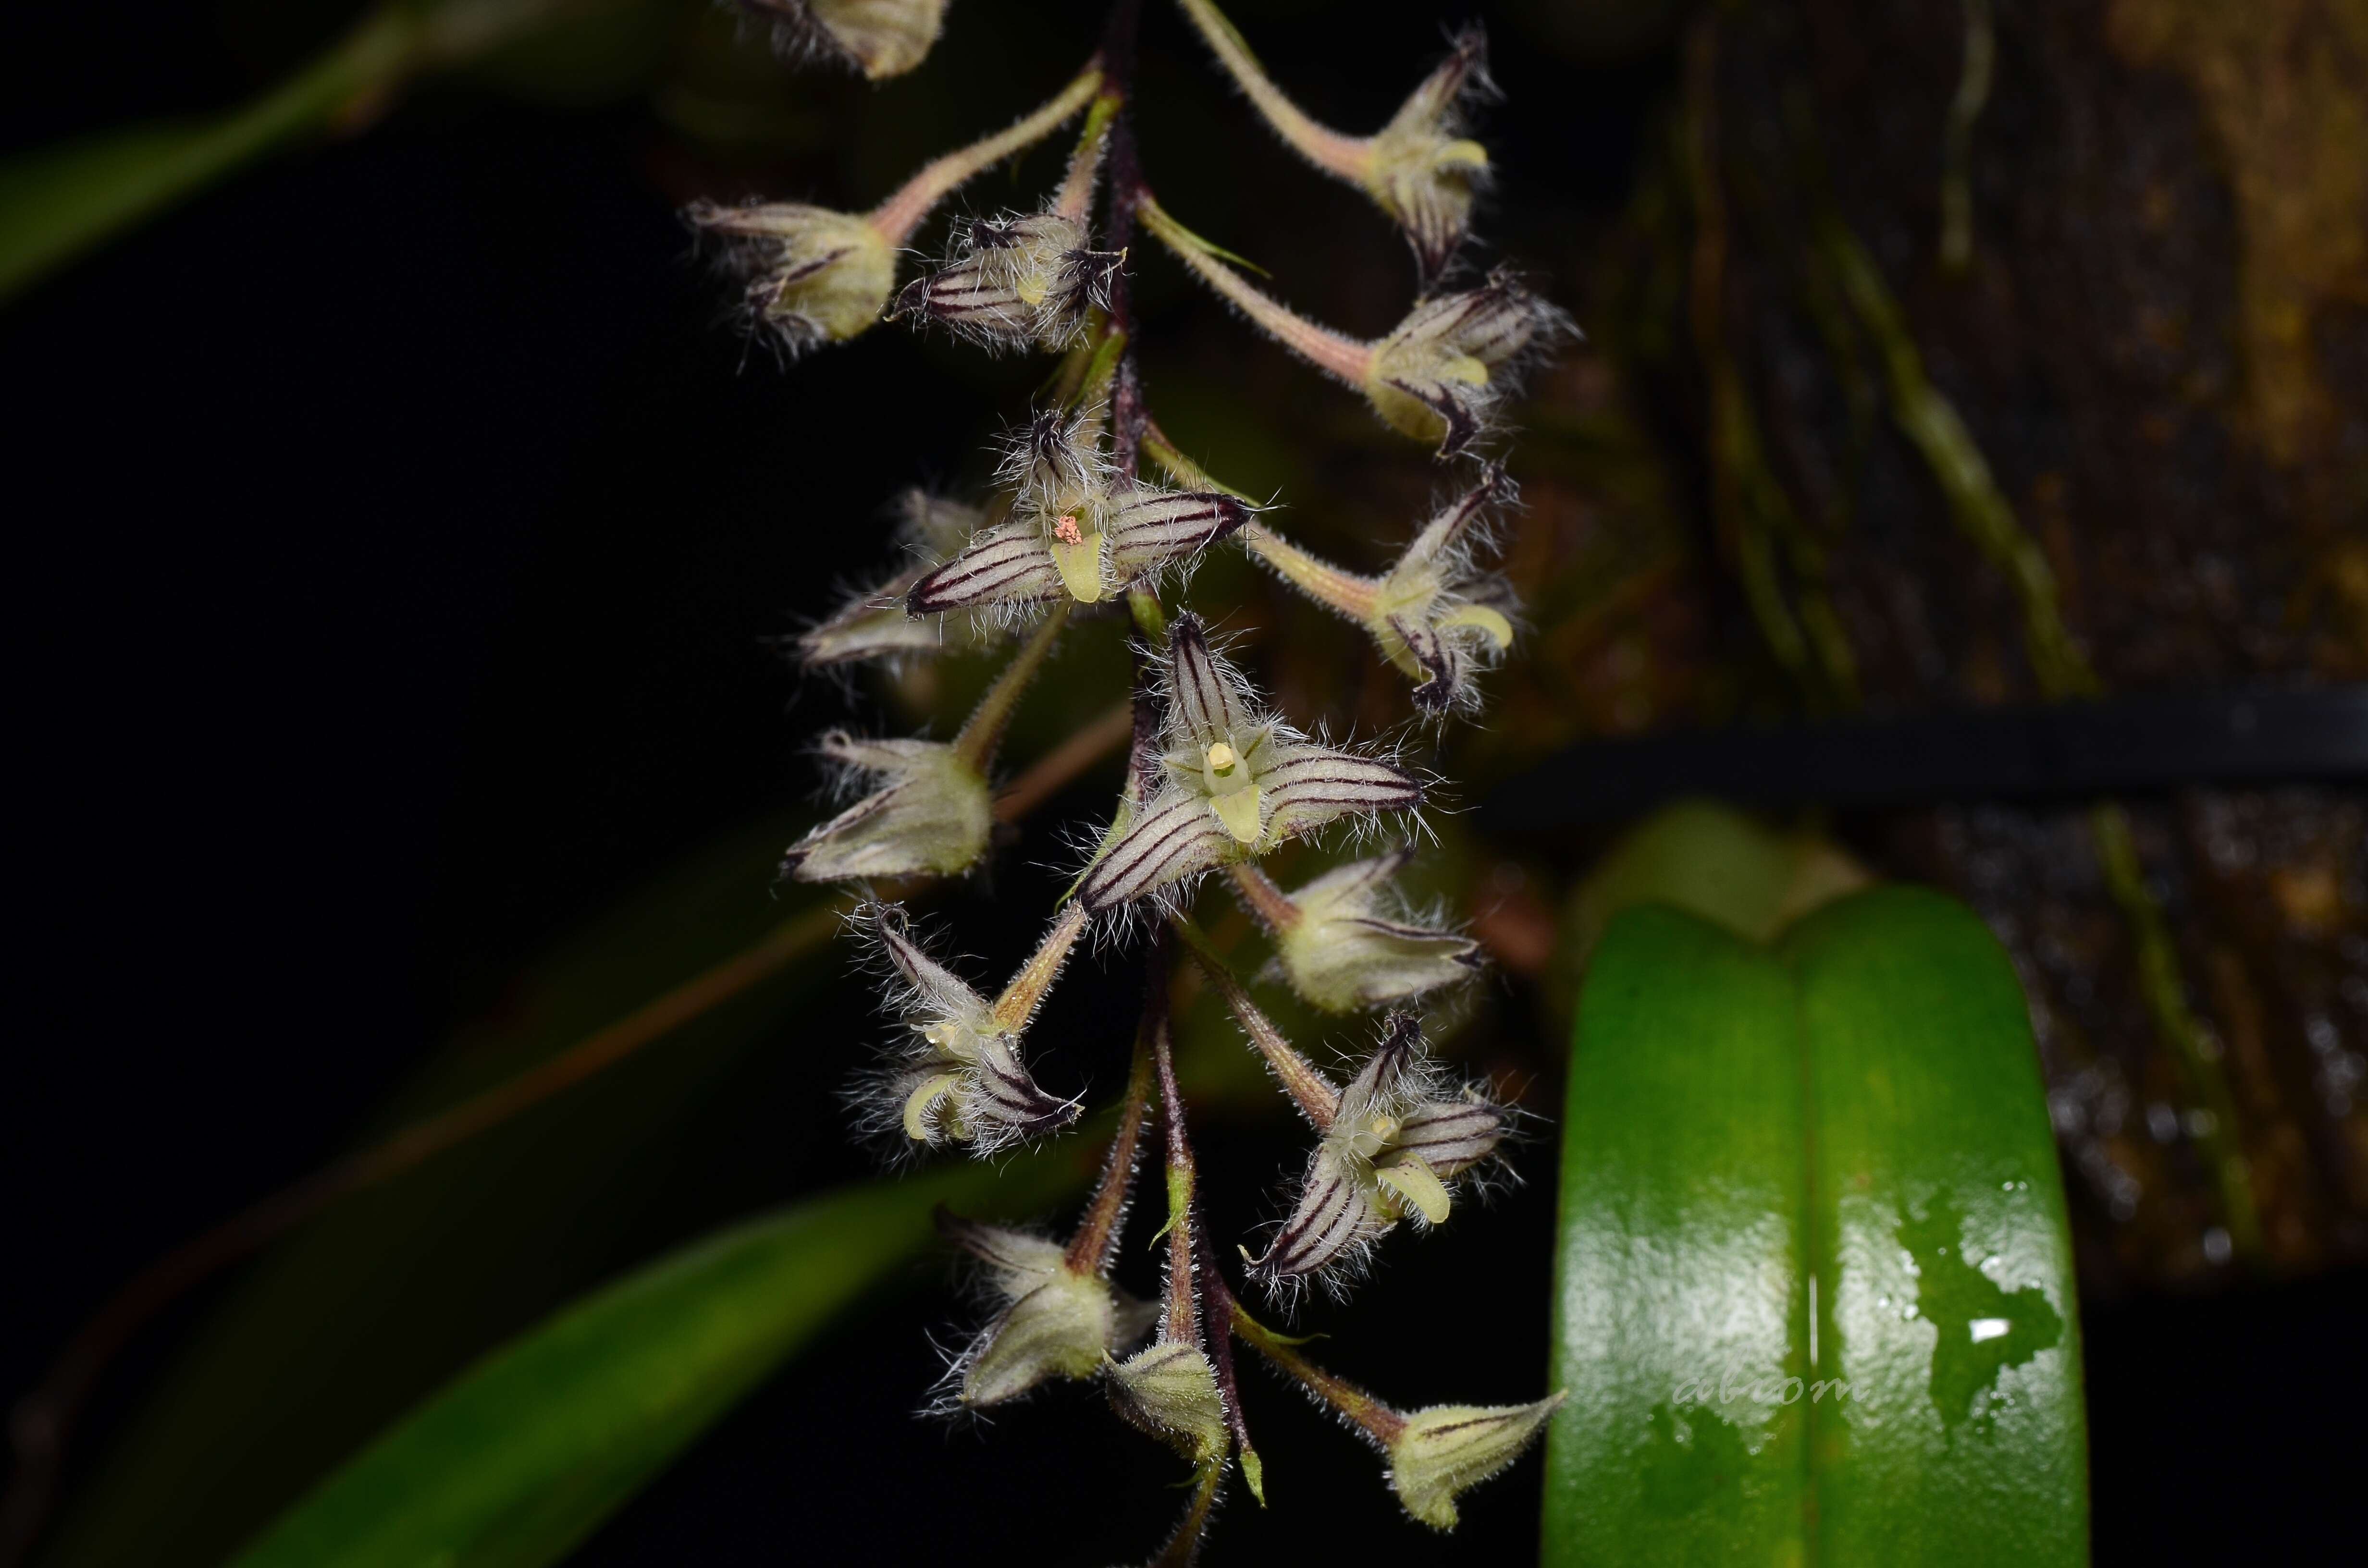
[696,0,1571,1557]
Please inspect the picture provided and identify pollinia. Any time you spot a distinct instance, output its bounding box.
[699,1,1571,1558]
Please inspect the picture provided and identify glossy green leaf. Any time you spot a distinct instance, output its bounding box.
[228,1147,1092,1568]
[1544,887,2087,1565]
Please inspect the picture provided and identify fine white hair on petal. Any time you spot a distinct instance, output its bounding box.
[896,210,1120,353]
[1249,1012,1512,1299]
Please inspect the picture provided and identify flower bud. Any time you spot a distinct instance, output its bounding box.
[687,201,896,354]
[1365,270,1570,456]
[734,0,950,81]
[782,734,991,882]
[1272,850,1481,1013]
[1107,1340,1229,1465]
[897,212,1122,353]
[938,1214,1156,1406]
[1387,1394,1565,1529]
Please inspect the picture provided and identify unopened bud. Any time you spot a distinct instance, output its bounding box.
[938,1214,1155,1406]
[687,201,895,353]
[1107,1340,1228,1465]
[734,0,949,81]
[1274,851,1482,1013]
[1387,1394,1565,1529]
[783,735,991,882]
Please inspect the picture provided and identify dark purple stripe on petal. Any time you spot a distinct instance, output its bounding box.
[1077,791,1230,911]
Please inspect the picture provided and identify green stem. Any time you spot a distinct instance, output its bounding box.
[1066,996,1159,1274]
[1227,1293,1404,1446]
[1152,1000,1201,1343]
[2090,803,2265,1265]
[1136,193,1375,386]
[953,602,1073,772]
[866,65,1105,245]
[1169,913,1340,1127]
[1173,0,1370,179]
[1127,585,1168,643]
[1939,0,1995,276]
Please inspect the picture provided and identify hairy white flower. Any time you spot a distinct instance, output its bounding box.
[1361,29,1494,281]
[733,0,950,80]
[798,490,986,668]
[1253,1013,1506,1293]
[857,905,1081,1152]
[1367,466,1518,710]
[1140,200,1569,459]
[1270,850,1481,1013]
[908,410,1248,615]
[937,1213,1155,1406]
[687,200,896,353]
[1387,1394,1566,1529]
[1177,0,1492,282]
[1245,465,1517,713]
[1076,615,1421,912]
[781,735,992,882]
[897,211,1122,352]
[1106,1339,1229,1464]
[1366,270,1570,457]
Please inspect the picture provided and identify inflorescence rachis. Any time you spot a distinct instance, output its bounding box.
[697,1,1572,1558]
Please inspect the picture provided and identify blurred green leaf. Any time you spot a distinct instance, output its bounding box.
[227,1149,1091,1568]
[0,10,418,301]
[1566,799,1871,956]
[1543,887,2088,1564]
[41,810,836,1568]
[0,0,654,303]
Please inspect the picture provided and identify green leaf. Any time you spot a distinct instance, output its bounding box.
[0,10,419,301]
[1566,798,1871,957]
[228,1148,1093,1568]
[41,810,836,1568]
[1543,887,2087,1565]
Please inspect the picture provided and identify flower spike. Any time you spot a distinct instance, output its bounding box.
[1076,615,1420,912]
